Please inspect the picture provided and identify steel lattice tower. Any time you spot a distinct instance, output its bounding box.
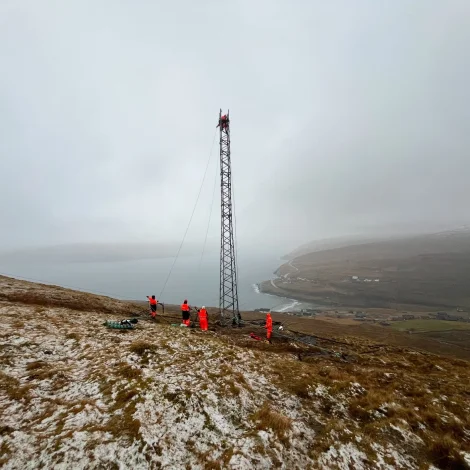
[218,110,241,326]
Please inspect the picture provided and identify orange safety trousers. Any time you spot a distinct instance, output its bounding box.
[266,314,273,340]
[198,311,208,331]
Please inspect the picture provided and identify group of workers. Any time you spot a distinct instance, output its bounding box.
[146,295,273,340]
[181,299,208,331]
[146,296,208,331]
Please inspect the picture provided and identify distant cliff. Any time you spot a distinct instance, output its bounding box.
[264,229,470,309]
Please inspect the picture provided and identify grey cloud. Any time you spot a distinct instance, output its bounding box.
[1,0,469,255]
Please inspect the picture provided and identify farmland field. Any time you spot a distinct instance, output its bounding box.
[391,319,470,332]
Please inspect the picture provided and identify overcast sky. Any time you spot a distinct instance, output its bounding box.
[1,0,469,256]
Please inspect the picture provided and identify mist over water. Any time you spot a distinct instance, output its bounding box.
[0,252,314,312]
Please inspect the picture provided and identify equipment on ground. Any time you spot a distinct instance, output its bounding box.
[249,332,263,341]
[103,318,138,330]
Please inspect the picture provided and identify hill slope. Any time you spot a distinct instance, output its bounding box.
[261,230,470,309]
[1,276,469,469]
[282,235,391,260]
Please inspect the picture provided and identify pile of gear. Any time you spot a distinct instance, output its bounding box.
[104,318,138,330]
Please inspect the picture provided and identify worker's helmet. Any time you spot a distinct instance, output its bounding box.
[152,295,155,299]
[202,306,205,309]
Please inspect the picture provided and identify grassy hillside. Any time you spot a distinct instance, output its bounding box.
[262,230,470,310]
[391,319,470,332]
[282,235,391,260]
[0,276,470,469]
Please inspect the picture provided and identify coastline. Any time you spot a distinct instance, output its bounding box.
[253,280,320,312]
[256,277,339,307]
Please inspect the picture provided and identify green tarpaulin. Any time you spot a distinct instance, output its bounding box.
[103,320,135,330]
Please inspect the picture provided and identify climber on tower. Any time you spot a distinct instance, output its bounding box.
[217,114,229,130]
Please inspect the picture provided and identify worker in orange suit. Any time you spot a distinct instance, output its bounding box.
[265,312,273,342]
[217,114,229,130]
[181,300,191,327]
[197,306,208,331]
[147,295,158,318]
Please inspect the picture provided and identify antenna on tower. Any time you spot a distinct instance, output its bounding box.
[218,110,241,326]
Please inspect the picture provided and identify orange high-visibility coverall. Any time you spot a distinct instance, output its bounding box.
[198,308,208,331]
[147,296,158,318]
[181,301,191,326]
[266,313,273,340]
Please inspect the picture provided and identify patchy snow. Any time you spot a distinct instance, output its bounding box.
[349,382,366,396]
[464,452,470,466]
[1,276,469,470]
[389,424,423,445]
[371,442,416,469]
[314,384,329,398]
[318,443,368,470]
[0,299,319,469]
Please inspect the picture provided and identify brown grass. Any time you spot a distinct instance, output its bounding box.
[232,371,253,393]
[0,283,140,316]
[0,372,32,401]
[66,332,80,341]
[114,388,139,406]
[129,341,157,355]
[251,402,292,438]
[310,419,356,455]
[25,361,57,381]
[70,399,97,413]
[287,377,312,399]
[226,379,241,396]
[26,360,47,371]
[427,435,469,470]
[348,390,395,423]
[0,425,14,435]
[116,362,143,380]
[421,408,468,441]
[203,461,221,470]
[85,379,143,442]
[221,447,235,466]
[0,442,11,466]
[106,405,141,441]
[1,276,470,468]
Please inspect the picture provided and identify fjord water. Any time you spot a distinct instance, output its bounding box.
[0,252,314,312]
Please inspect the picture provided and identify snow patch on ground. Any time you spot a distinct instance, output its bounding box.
[318,442,368,470]
[1,277,468,470]
[389,423,424,445]
[0,302,321,469]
